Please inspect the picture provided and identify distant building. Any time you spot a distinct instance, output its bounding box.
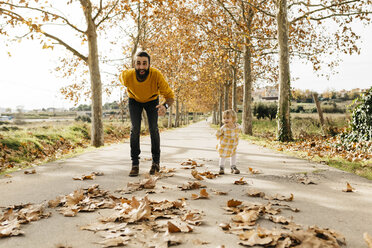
[253,85,279,101]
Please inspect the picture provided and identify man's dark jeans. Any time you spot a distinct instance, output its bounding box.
[129,98,160,166]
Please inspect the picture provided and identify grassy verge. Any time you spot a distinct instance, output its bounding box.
[214,114,372,180]
[0,116,195,175]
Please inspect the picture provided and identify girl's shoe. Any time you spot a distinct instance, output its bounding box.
[219,168,225,175]
[231,168,240,174]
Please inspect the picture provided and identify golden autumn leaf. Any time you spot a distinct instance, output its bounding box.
[364,232,372,248]
[191,169,204,180]
[342,182,355,192]
[249,167,261,174]
[227,199,242,207]
[167,221,181,233]
[234,177,247,185]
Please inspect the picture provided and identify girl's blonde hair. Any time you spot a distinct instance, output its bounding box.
[222,109,237,122]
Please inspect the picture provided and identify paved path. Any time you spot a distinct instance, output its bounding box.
[1,121,371,247]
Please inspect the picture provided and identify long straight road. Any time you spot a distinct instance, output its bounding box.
[1,120,371,247]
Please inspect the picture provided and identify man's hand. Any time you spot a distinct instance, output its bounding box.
[156,104,167,116]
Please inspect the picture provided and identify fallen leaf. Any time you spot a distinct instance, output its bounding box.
[179,181,206,190]
[73,174,95,180]
[192,239,210,245]
[342,182,355,192]
[212,189,227,195]
[248,167,261,174]
[98,236,130,247]
[0,219,24,238]
[4,174,12,178]
[219,223,231,231]
[364,232,372,248]
[227,199,242,208]
[246,189,265,197]
[191,169,204,180]
[265,193,294,201]
[234,177,247,185]
[24,169,36,174]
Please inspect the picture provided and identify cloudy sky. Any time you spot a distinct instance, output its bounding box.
[0,23,371,111]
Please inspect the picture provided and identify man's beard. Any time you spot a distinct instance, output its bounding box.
[135,68,150,82]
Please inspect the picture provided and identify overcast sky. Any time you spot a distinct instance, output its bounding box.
[0,24,371,111]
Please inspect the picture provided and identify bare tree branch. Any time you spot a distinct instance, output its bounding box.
[93,0,103,22]
[0,1,86,34]
[96,0,120,27]
[42,31,88,62]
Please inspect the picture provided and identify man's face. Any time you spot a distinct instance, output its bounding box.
[135,56,149,75]
[135,56,150,82]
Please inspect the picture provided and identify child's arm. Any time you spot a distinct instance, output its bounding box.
[215,126,224,139]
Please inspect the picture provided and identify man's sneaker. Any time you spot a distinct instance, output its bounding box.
[129,166,139,177]
[149,162,160,175]
[231,168,240,174]
[219,168,225,175]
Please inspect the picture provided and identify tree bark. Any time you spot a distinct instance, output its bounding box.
[213,103,217,125]
[224,83,230,111]
[175,97,180,127]
[81,0,104,147]
[232,66,237,112]
[276,0,293,142]
[218,90,223,126]
[168,105,173,128]
[241,37,253,135]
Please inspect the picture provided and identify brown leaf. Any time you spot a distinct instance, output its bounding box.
[0,219,24,238]
[342,182,355,192]
[268,215,292,224]
[73,174,95,180]
[248,167,261,174]
[219,223,231,231]
[265,193,294,201]
[66,190,84,206]
[200,188,209,198]
[227,199,242,208]
[167,221,181,233]
[232,210,259,225]
[234,177,247,185]
[364,232,372,248]
[98,236,130,247]
[246,189,265,197]
[191,169,204,180]
[81,222,127,232]
[24,169,36,174]
[179,181,206,190]
[192,239,210,245]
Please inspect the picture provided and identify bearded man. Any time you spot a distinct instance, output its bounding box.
[119,51,174,177]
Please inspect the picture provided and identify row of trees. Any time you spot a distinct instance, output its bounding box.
[292,88,363,103]
[1,0,371,146]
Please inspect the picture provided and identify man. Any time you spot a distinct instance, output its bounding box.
[119,51,174,177]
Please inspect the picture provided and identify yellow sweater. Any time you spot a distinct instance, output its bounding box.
[119,67,174,103]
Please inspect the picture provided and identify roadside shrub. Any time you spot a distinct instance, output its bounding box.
[340,87,372,152]
[75,115,91,123]
[254,102,277,120]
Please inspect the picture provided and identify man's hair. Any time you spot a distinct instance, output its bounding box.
[136,51,151,64]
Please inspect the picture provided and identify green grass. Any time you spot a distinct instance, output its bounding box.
[216,114,371,180]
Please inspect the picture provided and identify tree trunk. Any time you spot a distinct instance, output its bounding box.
[175,97,180,127]
[232,66,237,112]
[213,104,217,125]
[82,0,104,147]
[276,0,293,142]
[312,92,326,135]
[224,83,230,111]
[168,105,173,128]
[241,38,253,135]
[218,90,223,126]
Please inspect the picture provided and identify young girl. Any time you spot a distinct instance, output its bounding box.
[216,109,241,175]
